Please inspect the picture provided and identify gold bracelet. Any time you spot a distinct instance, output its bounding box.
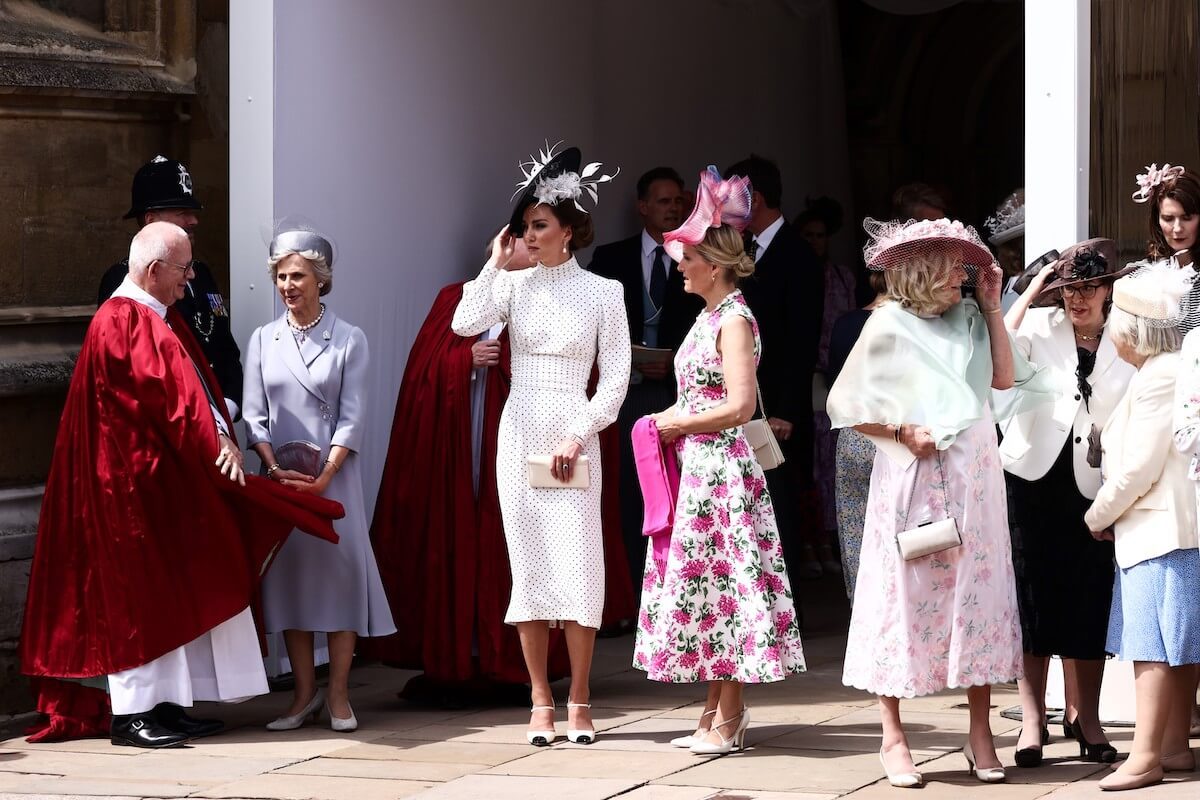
[325,458,340,473]
[266,463,281,477]
[983,307,1002,315]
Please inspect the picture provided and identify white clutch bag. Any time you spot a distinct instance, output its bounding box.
[745,386,784,470]
[527,455,590,489]
[895,453,961,561]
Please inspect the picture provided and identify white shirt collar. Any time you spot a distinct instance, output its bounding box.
[641,229,662,258]
[110,274,168,320]
[753,215,785,259]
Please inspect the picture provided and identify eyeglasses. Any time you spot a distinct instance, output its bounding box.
[1061,283,1102,299]
[153,258,195,274]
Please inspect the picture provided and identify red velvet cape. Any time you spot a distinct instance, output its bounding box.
[20,300,344,710]
[367,283,634,684]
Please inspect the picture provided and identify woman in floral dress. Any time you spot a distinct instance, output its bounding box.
[634,167,805,756]
[827,218,1051,788]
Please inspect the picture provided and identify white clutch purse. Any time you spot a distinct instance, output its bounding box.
[895,453,961,561]
[527,455,590,489]
[745,386,785,470]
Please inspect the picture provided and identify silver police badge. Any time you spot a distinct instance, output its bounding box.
[178,164,194,195]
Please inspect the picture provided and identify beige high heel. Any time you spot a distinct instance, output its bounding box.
[265,688,325,731]
[690,707,750,755]
[878,748,923,788]
[670,708,717,748]
[327,700,357,732]
[963,740,1006,783]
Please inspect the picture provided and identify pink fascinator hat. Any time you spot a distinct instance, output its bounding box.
[662,166,753,261]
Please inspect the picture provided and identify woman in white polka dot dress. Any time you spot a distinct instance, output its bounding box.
[452,145,630,746]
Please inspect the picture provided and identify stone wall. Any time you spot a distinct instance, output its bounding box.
[0,0,229,715]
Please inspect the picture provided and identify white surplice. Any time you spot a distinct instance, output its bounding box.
[105,277,268,714]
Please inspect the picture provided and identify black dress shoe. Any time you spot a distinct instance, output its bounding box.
[110,713,189,748]
[152,702,224,738]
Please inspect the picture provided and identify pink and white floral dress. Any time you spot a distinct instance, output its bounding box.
[633,290,806,683]
[841,408,1023,697]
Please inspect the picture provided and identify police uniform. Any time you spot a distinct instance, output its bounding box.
[98,156,244,413]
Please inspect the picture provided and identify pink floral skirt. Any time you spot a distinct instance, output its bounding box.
[633,427,806,683]
[842,413,1023,697]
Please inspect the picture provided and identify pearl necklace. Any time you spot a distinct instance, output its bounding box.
[288,304,325,341]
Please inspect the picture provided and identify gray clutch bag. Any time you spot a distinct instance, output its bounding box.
[274,440,324,478]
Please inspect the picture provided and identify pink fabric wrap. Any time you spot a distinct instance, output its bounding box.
[632,416,680,580]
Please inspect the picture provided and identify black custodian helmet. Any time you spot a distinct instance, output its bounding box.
[123,155,204,219]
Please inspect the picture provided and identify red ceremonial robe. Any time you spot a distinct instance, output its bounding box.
[20,299,344,740]
[367,283,634,685]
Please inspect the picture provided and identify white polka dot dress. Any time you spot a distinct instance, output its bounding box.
[452,256,631,628]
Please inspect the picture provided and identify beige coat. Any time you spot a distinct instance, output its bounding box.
[1084,351,1198,568]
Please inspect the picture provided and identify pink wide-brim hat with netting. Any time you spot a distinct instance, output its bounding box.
[863,217,998,285]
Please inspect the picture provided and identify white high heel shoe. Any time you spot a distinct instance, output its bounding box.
[265,688,325,731]
[327,700,357,732]
[879,748,923,788]
[566,701,596,744]
[963,740,1006,783]
[690,708,750,755]
[526,705,556,746]
[670,708,718,748]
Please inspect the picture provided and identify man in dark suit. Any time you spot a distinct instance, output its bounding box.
[98,155,244,419]
[725,155,824,579]
[588,166,702,594]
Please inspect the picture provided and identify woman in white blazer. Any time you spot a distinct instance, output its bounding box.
[998,240,1135,767]
[1083,265,1199,792]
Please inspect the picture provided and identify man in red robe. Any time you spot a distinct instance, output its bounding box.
[368,243,635,705]
[20,222,344,747]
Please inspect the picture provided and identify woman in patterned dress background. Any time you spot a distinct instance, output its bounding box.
[634,167,805,756]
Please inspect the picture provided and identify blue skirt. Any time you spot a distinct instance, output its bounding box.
[1106,548,1200,666]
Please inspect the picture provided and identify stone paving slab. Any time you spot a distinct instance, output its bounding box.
[192,773,433,799]
[481,746,700,781]
[0,774,202,796]
[274,755,487,781]
[320,736,539,765]
[652,747,892,794]
[409,773,638,799]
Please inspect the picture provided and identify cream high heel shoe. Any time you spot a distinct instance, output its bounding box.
[878,748,923,788]
[670,708,717,748]
[526,705,557,746]
[689,708,749,755]
[326,700,357,732]
[265,688,325,731]
[566,701,596,744]
[963,740,1006,783]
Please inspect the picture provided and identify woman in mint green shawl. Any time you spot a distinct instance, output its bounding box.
[828,218,1050,788]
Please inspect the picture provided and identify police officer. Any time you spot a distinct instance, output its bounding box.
[99,155,244,417]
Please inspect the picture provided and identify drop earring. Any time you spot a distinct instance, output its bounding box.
[562,243,568,254]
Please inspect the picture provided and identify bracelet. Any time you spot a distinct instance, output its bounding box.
[266,463,281,478]
[568,433,585,447]
[325,458,341,473]
[893,424,902,442]
[983,307,1002,315]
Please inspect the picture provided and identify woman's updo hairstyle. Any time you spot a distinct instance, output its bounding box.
[268,249,333,296]
[695,224,755,280]
[545,202,595,251]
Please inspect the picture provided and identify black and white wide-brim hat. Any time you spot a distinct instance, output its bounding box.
[507,142,617,236]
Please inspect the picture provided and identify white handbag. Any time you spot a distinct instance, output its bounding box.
[744,386,785,471]
[895,452,962,560]
[527,455,590,489]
